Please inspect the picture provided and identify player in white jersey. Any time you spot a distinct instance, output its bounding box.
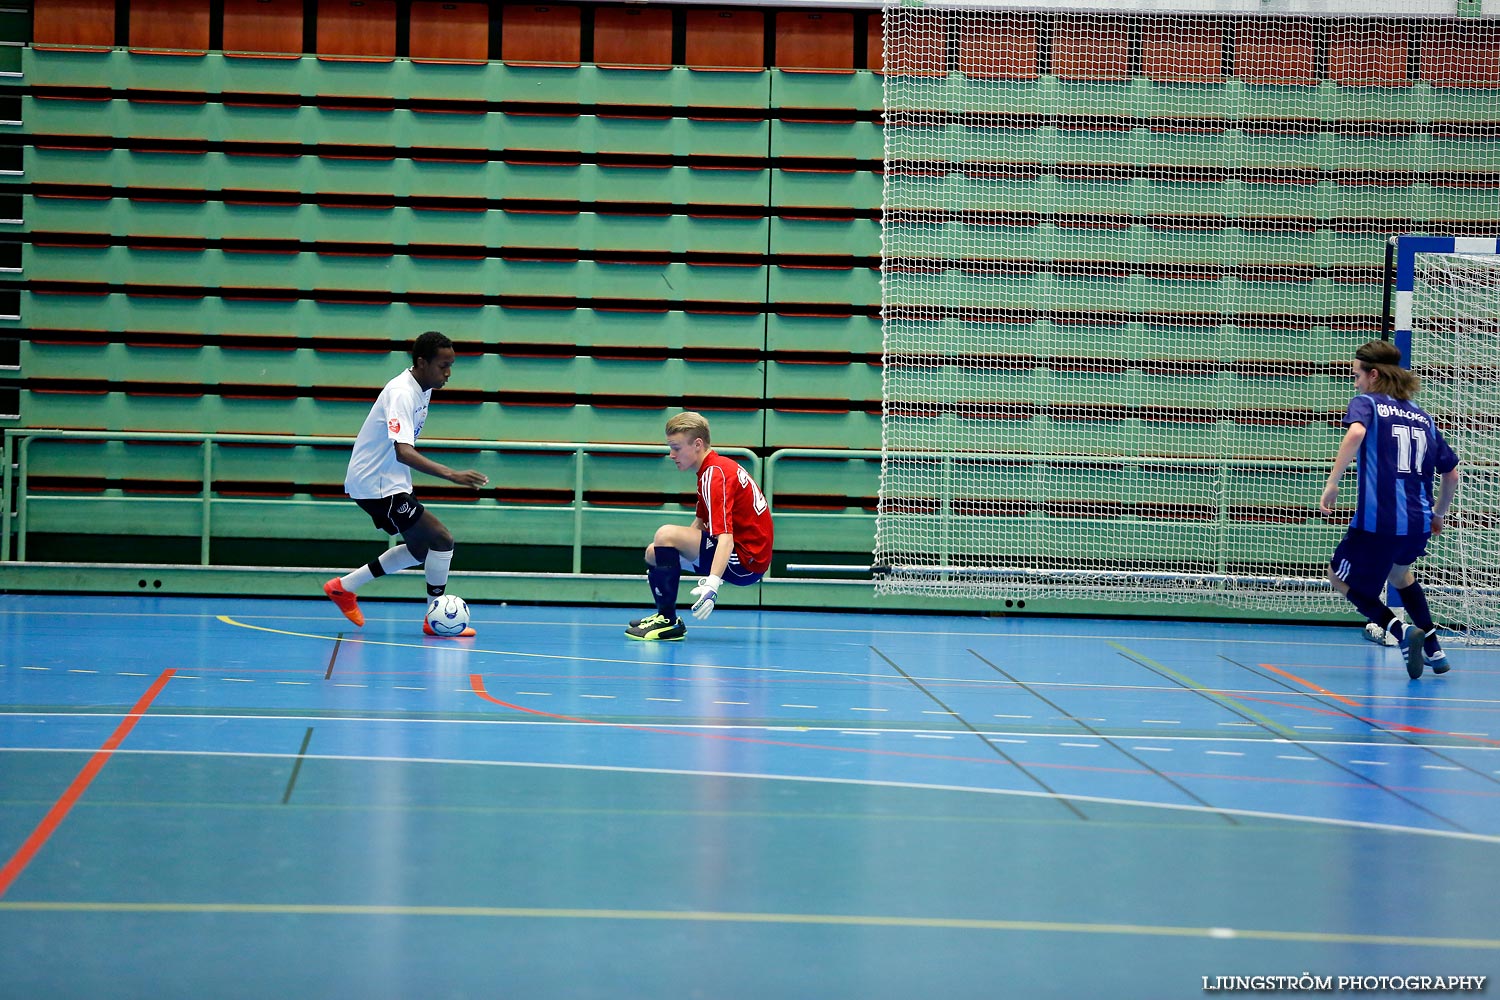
[323,331,489,637]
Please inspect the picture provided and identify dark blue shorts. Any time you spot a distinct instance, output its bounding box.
[1331,529,1429,595]
[355,493,425,535]
[679,530,765,586]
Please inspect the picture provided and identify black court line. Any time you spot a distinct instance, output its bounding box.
[869,645,1088,821]
[1113,647,1470,834]
[969,648,1238,826]
[281,727,314,805]
[324,633,343,681]
[1222,654,1499,801]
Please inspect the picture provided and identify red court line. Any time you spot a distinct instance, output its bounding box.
[469,675,1491,795]
[1258,662,1361,708]
[469,673,996,764]
[1259,663,1500,747]
[0,669,176,898]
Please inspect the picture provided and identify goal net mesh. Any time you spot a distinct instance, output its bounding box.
[1410,252,1500,641]
[875,5,1500,616]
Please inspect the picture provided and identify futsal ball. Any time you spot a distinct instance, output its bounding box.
[426,594,471,636]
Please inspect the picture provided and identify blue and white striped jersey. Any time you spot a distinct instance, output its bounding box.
[1344,392,1459,536]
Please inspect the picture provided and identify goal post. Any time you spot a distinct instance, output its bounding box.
[1390,235,1500,642]
[873,4,1500,634]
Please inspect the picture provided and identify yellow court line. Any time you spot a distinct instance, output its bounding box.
[1,900,1497,948]
[1109,642,1300,739]
[214,615,894,683]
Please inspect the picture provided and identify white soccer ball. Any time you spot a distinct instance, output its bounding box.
[426,594,471,636]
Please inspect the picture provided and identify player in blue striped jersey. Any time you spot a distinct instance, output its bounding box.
[1320,340,1461,678]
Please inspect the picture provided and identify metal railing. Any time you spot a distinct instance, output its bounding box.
[1,430,768,569]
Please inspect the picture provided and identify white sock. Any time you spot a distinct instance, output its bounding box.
[425,547,455,597]
[340,565,374,592]
[379,544,420,575]
[341,544,420,593]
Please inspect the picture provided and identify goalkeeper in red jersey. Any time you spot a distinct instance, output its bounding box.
[626,411,774,641]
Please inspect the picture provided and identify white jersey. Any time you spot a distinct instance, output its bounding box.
[343,369,430,499]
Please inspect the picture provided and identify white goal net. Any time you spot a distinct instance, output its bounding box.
[875,5,1500,616]
[1409,251,1500,641]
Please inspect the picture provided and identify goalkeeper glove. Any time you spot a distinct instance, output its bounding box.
[690,575,722,620]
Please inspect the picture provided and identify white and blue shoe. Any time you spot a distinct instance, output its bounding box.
[1397,626,1447,679]
[1397,625,1425,679]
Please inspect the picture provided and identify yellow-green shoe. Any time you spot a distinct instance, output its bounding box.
[626,613,686,641]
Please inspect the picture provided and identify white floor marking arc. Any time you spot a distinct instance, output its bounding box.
[2,744,1496,845]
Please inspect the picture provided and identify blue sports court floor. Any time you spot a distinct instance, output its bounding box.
[2,594,1498,998]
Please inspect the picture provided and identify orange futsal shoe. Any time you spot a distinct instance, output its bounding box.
[322,578,365,627]
[423,619,476,638]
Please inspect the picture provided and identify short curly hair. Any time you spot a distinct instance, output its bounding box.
[411,330,453,362]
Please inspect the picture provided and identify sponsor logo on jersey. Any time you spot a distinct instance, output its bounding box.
[388,418,402,434]
[1375,402,1429,425]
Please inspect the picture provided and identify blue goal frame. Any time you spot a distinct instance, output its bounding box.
[1387,234,1500,367]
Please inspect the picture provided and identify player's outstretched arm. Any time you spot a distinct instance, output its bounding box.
[394,442,489,489]
[1431,466,1461,535]
[1320,423,1366,515]
[690,532,735,620]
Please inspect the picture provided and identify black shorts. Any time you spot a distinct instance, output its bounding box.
[355,493,425,535]
[1331,528,1430,595]
[685,531,766,586]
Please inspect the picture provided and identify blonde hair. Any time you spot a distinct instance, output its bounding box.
[1354,340,1420,400]
[665,410,711,446]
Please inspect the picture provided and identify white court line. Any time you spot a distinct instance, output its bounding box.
[3,744,1497,845]
[25,611,1500,708]
[30,618,1500,713]
[19,605,1500,653]
[1,710,1496,754]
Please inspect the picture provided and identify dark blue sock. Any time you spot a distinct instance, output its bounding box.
[1345,588,1402,640]
[1396,583,1435,634]
[647,546,682,619]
